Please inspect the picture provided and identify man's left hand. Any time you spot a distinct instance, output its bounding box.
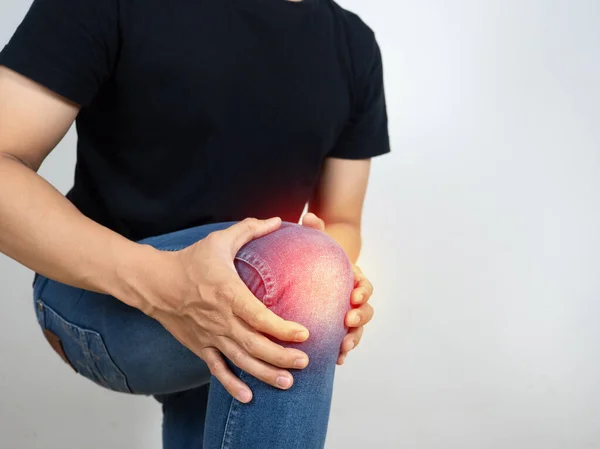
[301,213,375,365]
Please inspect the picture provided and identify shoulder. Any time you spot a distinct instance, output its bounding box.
[333,3,376,42]
[326,2,381,73]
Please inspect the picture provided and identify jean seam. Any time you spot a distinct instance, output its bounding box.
[234,253,276,307]
[34,274,50,300]
[34,300,46,328]
[156,246,188,252]
[220,393,240,449]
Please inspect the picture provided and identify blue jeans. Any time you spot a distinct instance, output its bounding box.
[32,221,354,448]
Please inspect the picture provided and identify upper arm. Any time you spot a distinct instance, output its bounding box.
[308,157,371,226]
[0,66,79,171]
[0,0,120,170]
[325,18,390,161]
[310,19,389,224]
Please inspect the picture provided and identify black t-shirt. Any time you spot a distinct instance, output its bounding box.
[0,0,390,241]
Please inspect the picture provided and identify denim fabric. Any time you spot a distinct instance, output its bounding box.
[32,221,354,449]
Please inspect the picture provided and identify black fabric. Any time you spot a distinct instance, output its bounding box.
[0,0,391,241]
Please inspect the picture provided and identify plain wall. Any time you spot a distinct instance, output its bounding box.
[1,0,599,448]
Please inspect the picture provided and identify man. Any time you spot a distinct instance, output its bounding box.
[0,0,390,447]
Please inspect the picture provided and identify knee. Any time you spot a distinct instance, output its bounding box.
[234,222,354,342]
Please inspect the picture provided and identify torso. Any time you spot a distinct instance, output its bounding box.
[69,0,368,240]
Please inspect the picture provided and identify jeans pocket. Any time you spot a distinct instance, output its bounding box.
[35,299,132,394]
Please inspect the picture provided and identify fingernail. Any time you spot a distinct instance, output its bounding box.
[276,376,292,388]
[294,330,309,342]
[347,341,355,351]
[351,314,360,325]
[238,389,252,403]
[294,358,308,369]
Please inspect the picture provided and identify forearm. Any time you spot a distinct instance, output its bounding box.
[323,221,361,264]
[0,154,162,309]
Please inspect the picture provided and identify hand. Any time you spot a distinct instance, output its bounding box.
[145,217,311,403]
[300,213,375,365]
[338,264,374,365]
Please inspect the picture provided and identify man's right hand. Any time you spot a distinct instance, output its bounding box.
[140,217,310,403]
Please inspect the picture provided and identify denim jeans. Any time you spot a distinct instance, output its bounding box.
[32,221,354,449]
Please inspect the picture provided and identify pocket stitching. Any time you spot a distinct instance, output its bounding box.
[234,253,277,307]
[38,301,132,394]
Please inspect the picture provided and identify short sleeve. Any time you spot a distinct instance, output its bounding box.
[327,37,391,160]
[0,0,120,106]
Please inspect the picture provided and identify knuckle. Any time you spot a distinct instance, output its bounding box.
[208,358,225,375]
[213,282,236,304]
[243,306,262,328]
[367,303,375,315]
[241,335,255,353]
[236,302,251,321]
[203,232,219,246]
[258,368,276,385]
[229,349,245,367]
[278,351,293,367]
[241,217,257,231]
[206,309,227,329]
[264,343,286,365]
[249,309,264,327]
[202,235,223,253]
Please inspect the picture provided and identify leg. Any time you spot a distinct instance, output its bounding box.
[204,223,355,449]
[33,221,239,396]
[32,221,354,449]
[33,221,236,449]
[155,384,210,449]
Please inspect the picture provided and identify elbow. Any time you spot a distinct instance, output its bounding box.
[0,151,39,172]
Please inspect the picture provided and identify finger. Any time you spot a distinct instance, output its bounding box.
[302,212,325,231]
[357,277,374,296]
[230,320,309,369]
[302,221,322,231]
[345,303,374,327]
[202,347,253,403]
[352,265,374,293]
[352,264,364,285]
[216,217,282,257]
[230,278,310,343]
[351,287,372,306]
[218,336,296,390]
[339,327,364,356]
[337,327,364,365]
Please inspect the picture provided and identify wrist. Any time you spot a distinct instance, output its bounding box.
[108,242,187,315]
[323,221,362,264]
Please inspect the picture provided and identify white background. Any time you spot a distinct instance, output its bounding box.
[1,0,599,448]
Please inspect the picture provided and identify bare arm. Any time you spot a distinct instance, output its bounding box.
[307,157,371,263]
[0,66,155,307]
[0,66,310,399]
[305,156,375,364]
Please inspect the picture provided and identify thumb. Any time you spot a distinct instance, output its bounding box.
[220,217,282,256]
